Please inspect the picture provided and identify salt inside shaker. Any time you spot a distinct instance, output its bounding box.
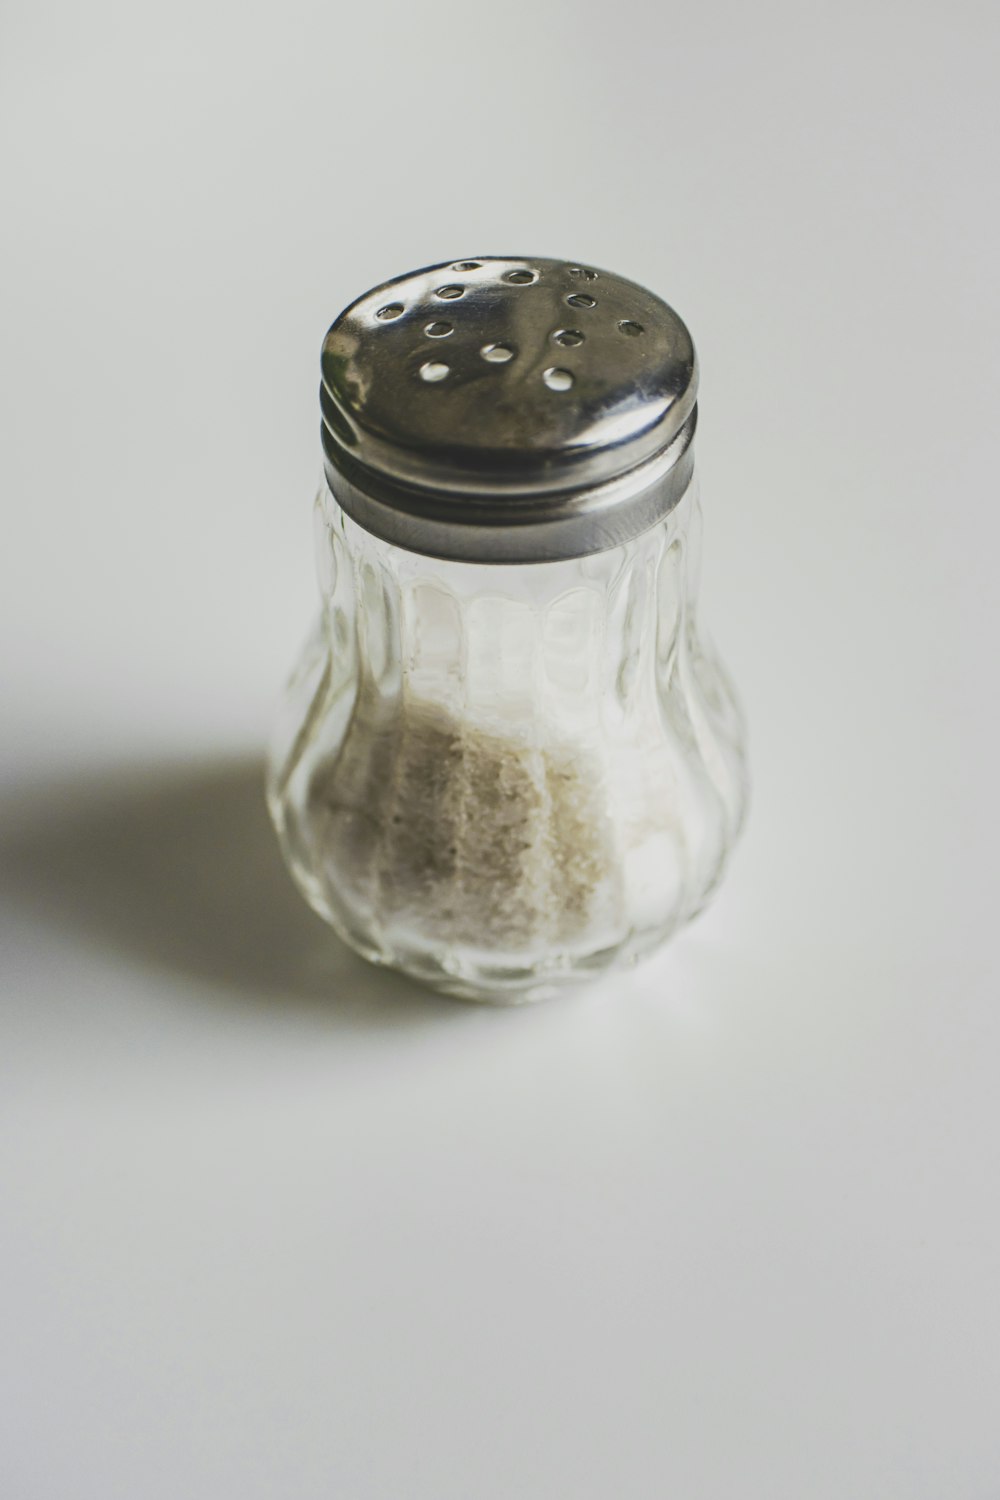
[268,256,748,1003]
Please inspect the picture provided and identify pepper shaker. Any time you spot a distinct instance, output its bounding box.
[268,256,748,1003]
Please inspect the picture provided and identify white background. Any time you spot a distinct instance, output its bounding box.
[2,1,999,1495]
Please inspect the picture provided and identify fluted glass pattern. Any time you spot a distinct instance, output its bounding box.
[267,475,748,1002]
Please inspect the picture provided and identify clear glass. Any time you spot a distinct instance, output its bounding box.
[267,474,748,1003]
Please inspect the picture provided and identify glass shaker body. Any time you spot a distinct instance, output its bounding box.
[268,469,747,1003]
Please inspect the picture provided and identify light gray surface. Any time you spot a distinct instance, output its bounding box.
[2,1,998,1496]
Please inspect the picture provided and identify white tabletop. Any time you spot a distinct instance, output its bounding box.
[3,1,999,1495]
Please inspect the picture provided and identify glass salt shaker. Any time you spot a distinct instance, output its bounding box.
[267,256,749,1003]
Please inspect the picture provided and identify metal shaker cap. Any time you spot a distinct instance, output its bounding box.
[320,256,698,563]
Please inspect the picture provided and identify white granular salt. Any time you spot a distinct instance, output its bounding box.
[306,688,628,953]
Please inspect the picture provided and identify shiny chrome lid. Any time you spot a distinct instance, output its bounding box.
[320,256,698,563]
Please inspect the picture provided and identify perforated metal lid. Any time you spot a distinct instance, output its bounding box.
[320,256,698,562]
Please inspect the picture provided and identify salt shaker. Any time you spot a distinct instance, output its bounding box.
[267,257,748,1003]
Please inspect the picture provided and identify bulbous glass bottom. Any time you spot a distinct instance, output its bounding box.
[275,859,689,1005]
[268,491,748,1005]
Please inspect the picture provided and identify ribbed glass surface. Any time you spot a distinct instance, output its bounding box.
[267,475,748,1002]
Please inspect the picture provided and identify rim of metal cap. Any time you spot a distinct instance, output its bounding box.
[319,255,699,563]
